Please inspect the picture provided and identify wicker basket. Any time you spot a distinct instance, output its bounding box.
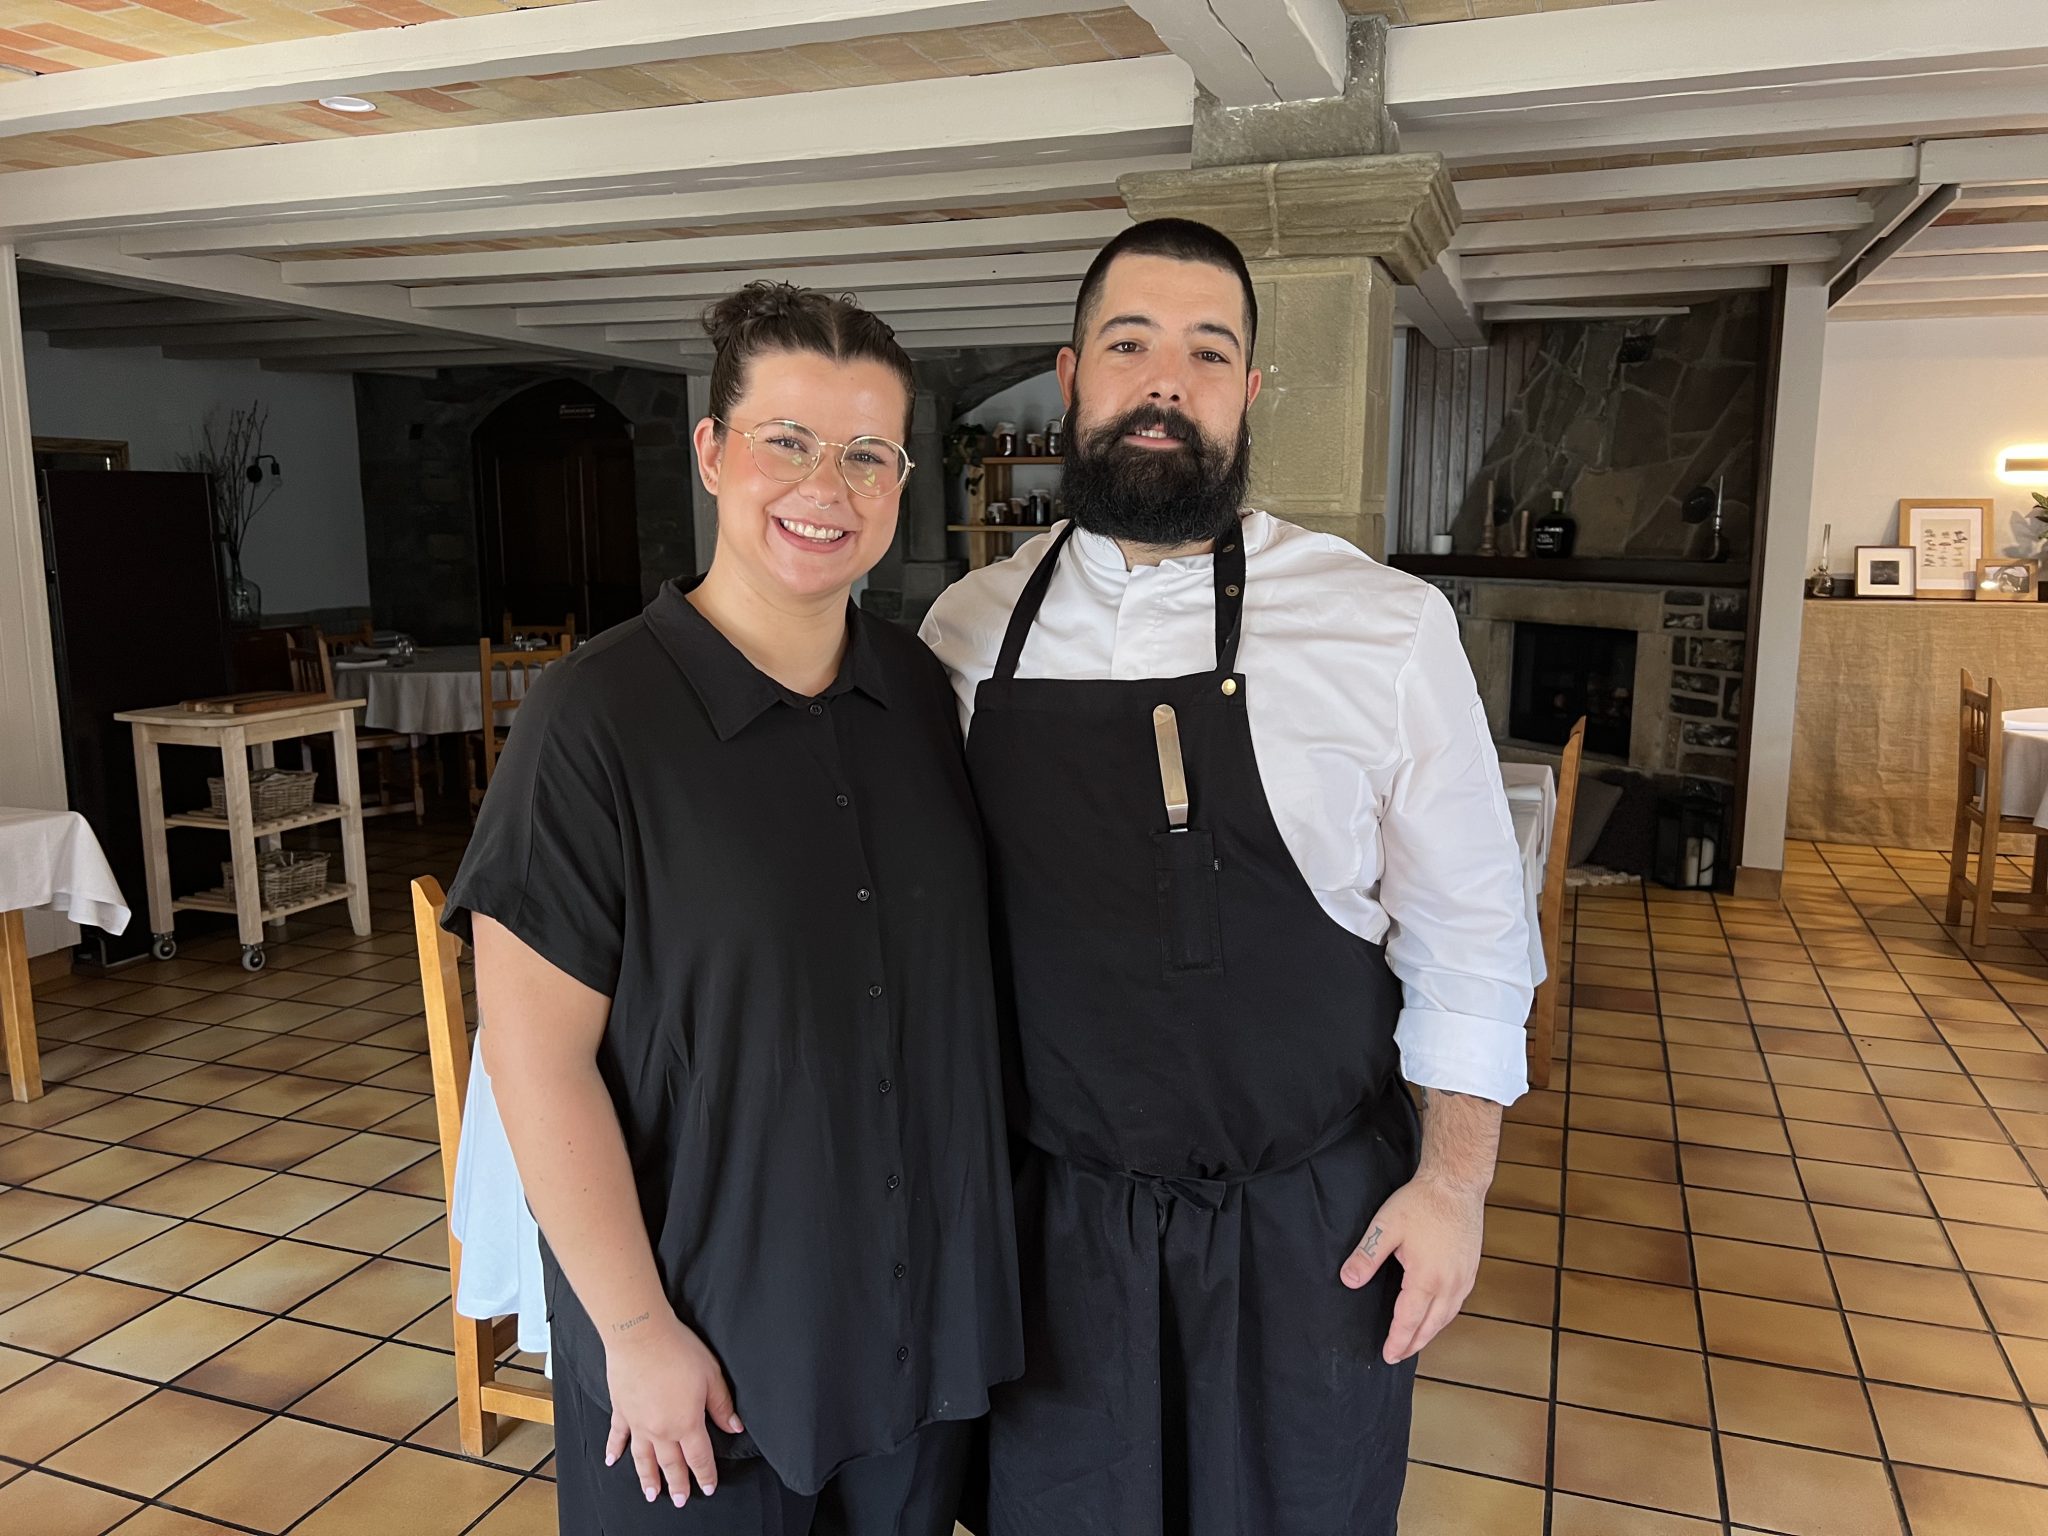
[206,767,318,820]
[222,850,330,909]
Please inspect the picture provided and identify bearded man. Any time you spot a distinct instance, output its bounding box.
[920,218,1534,1536]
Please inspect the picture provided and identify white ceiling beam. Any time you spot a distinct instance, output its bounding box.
[604,304,1076,343]
[47,319,399,349]
[1123,2,1278,107]
[1411,79,2048,166]
[412,251,1097,312]
[1837,275,2048,307]
[282,210,1132,288]
[1831,297,2048,322]
[163,334,503,361]
[0,57,1195,238]
[1462,235,1838,283]
[1452,148,1916,218]
[115,157,1184,258]
[1825,179,1935,286]
[13,236,687,373]
[1893,223,2048,258]
[1388,0,2048,120]
[1390,287,1453,349]
[1408,250,1486,347]
[1484,305,1690,321]
[22,299,277,330]
[1920,132,2048,188]
[514,281,1085,329]
[1867,250,2048,282]
[1952,185,2048,210]
[1466,267,1776,305]
[0,0,1112,139]
[1212,0,1350,101]
[1453,198,1870,255]
[892,325,1071,348]
[262,351,559,372]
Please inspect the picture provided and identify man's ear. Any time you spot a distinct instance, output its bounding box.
[1055,346,1078,410]
[691,416,724,496]
[1244,366,1263,412]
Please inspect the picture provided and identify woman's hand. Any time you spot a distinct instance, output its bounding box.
[602,1312,744,1507]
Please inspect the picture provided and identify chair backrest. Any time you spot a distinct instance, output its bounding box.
[1957,670,2006,818]
[501,612,576,647]
[1541,718,1588,982]
[286,629,334,698]
[410,876,471,1205]
[477,639,568,787]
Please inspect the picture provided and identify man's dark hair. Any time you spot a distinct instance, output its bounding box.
[1071,218,1258,361]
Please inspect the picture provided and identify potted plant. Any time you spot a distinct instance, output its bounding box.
[178,401,280,625]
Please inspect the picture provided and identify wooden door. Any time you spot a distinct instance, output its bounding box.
[474,381,642,636]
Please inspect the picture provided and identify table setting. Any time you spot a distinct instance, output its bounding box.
[2003,707,2048,831]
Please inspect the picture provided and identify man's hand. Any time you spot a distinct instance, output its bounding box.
[1340,1171,1487,1362]
[603,1312,744,1507]
[1338,1085,1504,1363]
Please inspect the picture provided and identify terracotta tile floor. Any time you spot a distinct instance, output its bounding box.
[4,828,2048,1534]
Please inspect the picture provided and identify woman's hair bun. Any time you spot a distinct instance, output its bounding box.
[702,281,852,352]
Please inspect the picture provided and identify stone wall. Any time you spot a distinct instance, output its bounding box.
[1450,293,1766,563]
[352,367,696,644]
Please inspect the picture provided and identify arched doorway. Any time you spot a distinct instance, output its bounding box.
[473,379,642,637]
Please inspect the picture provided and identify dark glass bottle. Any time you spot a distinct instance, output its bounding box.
[1532,490,1576,558]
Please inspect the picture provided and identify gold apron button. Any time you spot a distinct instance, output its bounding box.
[1221,678,1238,696]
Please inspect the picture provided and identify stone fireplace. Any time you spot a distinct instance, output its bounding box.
[1509,622,1638,760]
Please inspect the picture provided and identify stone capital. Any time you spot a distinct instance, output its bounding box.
[1118,153,1460,285]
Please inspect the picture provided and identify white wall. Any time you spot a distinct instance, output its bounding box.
[24,335,371,614]
[1812,314,2048,566]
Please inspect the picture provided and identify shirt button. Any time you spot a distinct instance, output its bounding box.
[886,1173,900,1191]
[856,887,871,903]
[896,1346,909,1363]
[836,794,849,808]
[879,1078,892,1094]
[868,983,883,998]
[894,1262,906,1280]
[808,703,824,716]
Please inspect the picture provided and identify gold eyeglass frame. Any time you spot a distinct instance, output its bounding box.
[713,416,915,499]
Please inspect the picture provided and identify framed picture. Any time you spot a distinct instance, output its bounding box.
[1975,557,2040,602]
[1900,499,1990,599]
[1855,545,1916,598]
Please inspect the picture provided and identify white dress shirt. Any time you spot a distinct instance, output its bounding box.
[920,509,1533,1106]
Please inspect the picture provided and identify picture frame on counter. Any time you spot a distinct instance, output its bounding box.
[1899,498,1990,599]
[1975,557,2040,602]
[1855,545,1916,598]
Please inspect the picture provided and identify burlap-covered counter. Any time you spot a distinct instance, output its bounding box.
[1787,599,2048,849]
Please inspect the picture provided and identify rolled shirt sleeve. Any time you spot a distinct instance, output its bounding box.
[441,667,627,999]
[1377,589,1535,1107]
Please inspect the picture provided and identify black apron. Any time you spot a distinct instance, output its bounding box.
[964,522,1422,1536]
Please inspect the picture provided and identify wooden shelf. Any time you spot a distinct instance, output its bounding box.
[1389,554,1750,588]
[173,882,356,922]
[166,803,349,836]
[946,524,1044,535]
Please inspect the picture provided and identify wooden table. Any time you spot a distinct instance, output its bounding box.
[114,698,371,972]
[0,807,130,1102]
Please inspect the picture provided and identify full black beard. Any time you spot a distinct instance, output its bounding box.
[1059,391,1251,550]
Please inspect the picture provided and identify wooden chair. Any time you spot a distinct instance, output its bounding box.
[411,875,553,1456]
[1526,717,1587,1091]
[466,639,566,810]
[297,631,426,824]
[1944,671,2048,948]
[501,612,576,648]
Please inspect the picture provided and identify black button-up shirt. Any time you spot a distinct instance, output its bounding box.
[443,579,1022,1495]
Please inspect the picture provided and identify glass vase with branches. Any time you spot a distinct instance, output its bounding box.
[177,401,278,622]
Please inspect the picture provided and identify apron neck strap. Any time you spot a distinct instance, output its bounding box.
[991,518,1250,683]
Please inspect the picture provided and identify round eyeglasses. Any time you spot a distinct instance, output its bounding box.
[715,417,914,499]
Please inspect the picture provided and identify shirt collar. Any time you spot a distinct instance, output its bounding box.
[1069,508,1271,576]
[646,577,891,742]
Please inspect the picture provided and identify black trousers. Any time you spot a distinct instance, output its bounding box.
[553,1379,974,1536]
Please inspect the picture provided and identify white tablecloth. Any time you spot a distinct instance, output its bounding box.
[0,807,130,933]
[2003,709,2048,832]
[331,646,544,736]
[448,760,1561,1356]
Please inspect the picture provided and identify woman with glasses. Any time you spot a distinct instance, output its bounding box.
[442,281,1022,1535]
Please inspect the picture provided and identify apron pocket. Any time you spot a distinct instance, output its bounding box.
[1153,829,1224,975]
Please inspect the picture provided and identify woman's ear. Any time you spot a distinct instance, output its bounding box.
[692,416,729,498]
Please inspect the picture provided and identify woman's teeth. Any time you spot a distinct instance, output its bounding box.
[777,517,850,545]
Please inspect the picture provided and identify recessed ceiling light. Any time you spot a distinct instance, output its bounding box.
[317,95,378,114]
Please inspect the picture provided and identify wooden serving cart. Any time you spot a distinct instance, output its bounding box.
[114,694,372,972]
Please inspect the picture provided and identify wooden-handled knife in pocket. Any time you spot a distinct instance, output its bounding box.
[1153,704,1188,831]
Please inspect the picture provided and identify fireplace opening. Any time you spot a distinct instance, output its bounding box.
[1510,622,1636,759]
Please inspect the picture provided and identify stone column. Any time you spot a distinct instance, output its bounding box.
[1119,19,1457,557]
